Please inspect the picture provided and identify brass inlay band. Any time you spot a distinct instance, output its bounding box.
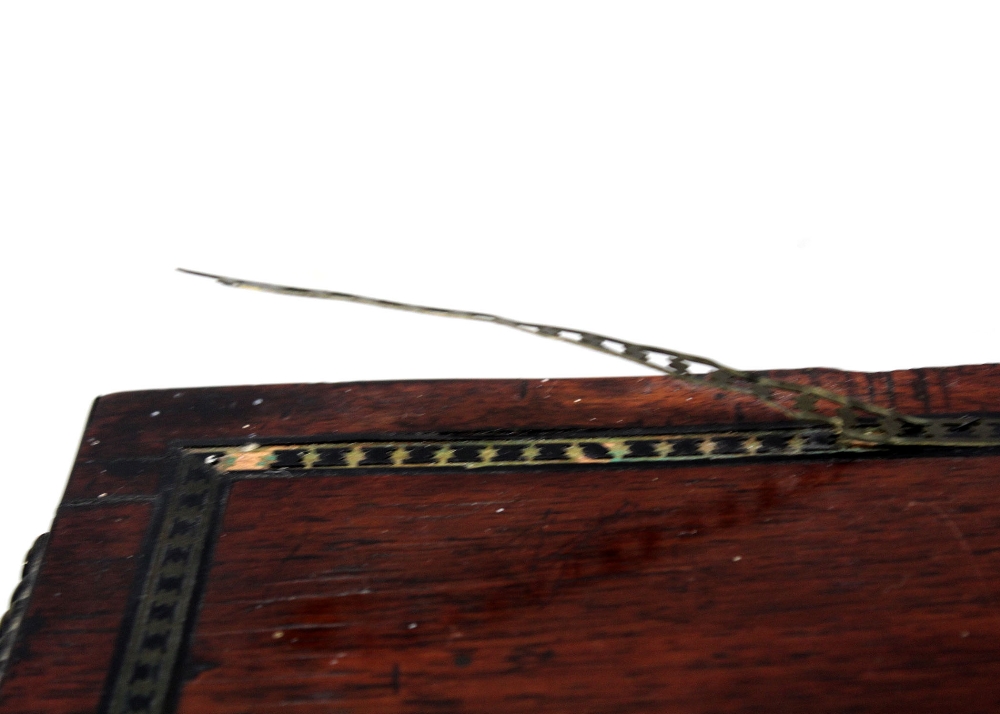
[193,427,874,474]
[104,419,999,714]
[106,461,221,714]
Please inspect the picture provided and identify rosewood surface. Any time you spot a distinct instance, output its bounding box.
[1,365,999,713]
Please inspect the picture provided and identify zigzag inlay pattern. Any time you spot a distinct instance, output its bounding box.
[196,427,865,474]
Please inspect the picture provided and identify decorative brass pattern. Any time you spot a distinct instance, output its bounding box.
[195,427,870,474]
[106,460,222,714]
[177,269,1000,449]
[102,416,999,714]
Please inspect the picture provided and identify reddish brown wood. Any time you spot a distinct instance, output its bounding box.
[0,503,153,714]
[181,456,1000,713]
[59,364,1000,501]
[1,364,999,713]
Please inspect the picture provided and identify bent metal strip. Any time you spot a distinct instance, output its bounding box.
[179,269,1000,449]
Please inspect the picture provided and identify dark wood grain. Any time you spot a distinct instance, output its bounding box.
[1,365,999,713]
[0,503,154,714]
[180,456,1000,713]
[60,364,1000,501]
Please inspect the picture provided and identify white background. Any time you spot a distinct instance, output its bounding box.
[0,3,997,608]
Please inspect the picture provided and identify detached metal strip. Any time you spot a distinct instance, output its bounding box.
[178,269,1000,448]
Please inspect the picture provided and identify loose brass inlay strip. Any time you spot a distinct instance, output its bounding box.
[178,269,1000,448]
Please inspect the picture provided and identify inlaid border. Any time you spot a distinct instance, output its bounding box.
[192,425,861,473]
[102,423,876,714]
[105,459,223,714]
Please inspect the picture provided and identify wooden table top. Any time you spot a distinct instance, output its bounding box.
[2,364,999,713]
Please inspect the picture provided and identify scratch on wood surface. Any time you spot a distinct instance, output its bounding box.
[930,502,978,564]
[927,502,1000,625]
